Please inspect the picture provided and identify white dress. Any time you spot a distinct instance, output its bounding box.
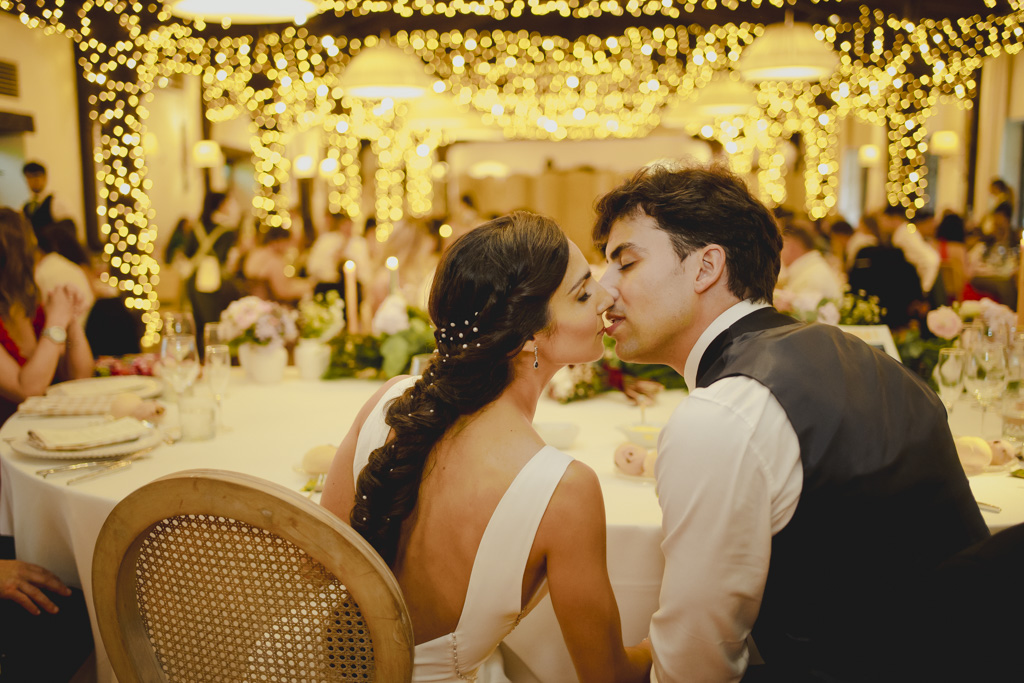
[353,377,572,682]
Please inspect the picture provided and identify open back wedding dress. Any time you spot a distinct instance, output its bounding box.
[352,377,571,682]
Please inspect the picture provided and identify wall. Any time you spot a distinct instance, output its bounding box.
[0,13,84,231]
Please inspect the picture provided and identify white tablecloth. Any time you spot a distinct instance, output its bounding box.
[1,374,1019,683]
[0,371,671,683]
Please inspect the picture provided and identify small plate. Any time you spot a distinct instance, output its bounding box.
[8,429,164,460]
[611,467,655,483]
[48,376,162,399]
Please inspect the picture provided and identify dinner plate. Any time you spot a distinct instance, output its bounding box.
[47,376,162,399]
[7,429,164,460]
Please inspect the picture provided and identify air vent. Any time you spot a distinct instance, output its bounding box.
[0,61,17,98]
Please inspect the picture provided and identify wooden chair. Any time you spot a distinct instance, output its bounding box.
[93,469,413,682]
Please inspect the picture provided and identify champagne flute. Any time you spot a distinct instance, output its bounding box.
[965,342,1007,435]
[160,334,200,397]
[204,344,231,429]
[935,348,966,413]
[162,310,196,337]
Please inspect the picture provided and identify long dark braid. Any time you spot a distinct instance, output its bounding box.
[351,212,569,565]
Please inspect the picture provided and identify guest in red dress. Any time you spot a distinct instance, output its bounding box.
[0,208,93,425]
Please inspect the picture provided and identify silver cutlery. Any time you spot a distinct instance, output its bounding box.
[35,446,157,479]
[976,501,1002,513]
[66,456,143,485]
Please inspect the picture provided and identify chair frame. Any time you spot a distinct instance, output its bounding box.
[93,468,414,682]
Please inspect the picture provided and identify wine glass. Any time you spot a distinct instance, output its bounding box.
[935,348,966,413]
[162,310,195,337]
[964,342,1007,434]
[204,344,231,429]
[160,334,200,397]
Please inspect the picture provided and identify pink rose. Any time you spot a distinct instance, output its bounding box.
[927,306,963,340]
[816,302,840,326]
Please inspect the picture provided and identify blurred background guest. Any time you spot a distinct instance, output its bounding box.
[778,222,843,301]
[935,212,969,304]
[21,161,73,240]
[0,209,93,425]
[847,213,924,329]
[242,226,313,304]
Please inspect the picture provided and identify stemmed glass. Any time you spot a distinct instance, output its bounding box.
[160,334,200,398]
[204,344,231,429]
[964,342,1007,434]
[935,348,966,413]
[162,310,195,337]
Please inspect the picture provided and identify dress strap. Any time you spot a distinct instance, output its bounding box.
[352,376,419,483]
[455,446,573,633]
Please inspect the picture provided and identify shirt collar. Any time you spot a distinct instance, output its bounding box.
[683,299,770,389]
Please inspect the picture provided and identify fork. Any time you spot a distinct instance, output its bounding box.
[36,446,157,479]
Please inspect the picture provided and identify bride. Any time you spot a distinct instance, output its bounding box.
[321,211,652,682]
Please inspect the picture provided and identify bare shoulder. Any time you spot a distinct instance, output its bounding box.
[540,459,605,537]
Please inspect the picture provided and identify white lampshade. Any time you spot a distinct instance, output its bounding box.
[737,16,839,82]
[339,44,435,100]
[319,157,340,176]
[858,144,881,167]
[192,140,224,168]
[694,72,759,117]
[167,0,317,24]
[293,154,316,178]
[931,130,960,157]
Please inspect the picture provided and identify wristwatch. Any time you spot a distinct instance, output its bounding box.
[42,326,67,344]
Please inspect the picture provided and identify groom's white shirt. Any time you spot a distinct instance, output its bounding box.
[650,299,803,682]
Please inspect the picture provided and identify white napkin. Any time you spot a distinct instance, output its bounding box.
[18,395,115,416]
[27,417,149,451]
[53,377,149,397]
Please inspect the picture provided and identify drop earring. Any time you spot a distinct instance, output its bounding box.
[533,345,539,369]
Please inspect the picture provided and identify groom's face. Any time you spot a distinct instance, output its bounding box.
[600,211,695,365]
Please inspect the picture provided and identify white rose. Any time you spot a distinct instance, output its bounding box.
[371,295,411,336]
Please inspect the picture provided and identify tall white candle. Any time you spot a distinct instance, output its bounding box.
[343,260,358,334]
[386,256,399,295]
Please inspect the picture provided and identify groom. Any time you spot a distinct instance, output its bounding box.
[593,164,988,682]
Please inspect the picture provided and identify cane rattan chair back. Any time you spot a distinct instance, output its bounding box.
[93,469,413,682]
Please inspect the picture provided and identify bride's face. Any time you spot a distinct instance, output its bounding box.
[537,241,613,366]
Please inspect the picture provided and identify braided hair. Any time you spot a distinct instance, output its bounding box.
[351,211,569,565]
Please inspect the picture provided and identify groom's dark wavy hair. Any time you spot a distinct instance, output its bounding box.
[592,163,782,304]
[351,211,569,565]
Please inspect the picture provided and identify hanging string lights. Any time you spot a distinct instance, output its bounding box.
[6,0,1024,341]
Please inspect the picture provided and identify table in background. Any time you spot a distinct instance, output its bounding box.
[0,370,672,683]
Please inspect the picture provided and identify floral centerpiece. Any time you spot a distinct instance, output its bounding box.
[294,291,345,379]
[897,298,1016,388]
[776,288,885,326]
[94,353,158,377]
[219,296,299,349]
[219,296,298,383]
[297,290,345,341]
[325,294,436,379]
[547,337,687,404]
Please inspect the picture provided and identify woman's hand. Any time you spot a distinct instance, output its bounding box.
[42,285,74,329]
[65,285,89,326]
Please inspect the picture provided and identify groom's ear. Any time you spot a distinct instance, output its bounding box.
[693,245,727,294]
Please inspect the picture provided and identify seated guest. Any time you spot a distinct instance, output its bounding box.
[777,223,843,301]
[322,212,652,682]
[847,214,924,328]
[968,202,1016,279]
[935,212,969,303]
[34,220,96,316]
[0,209,93,424]
[825,218,854,272]
[879,204,941,296]
[242,227,313,304]
[0,542,94,680]
[591,164,988,682]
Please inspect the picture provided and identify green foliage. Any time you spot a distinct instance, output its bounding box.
[893,324,954,391]
[324,306,436,379]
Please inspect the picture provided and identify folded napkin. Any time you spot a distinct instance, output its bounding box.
[18,395,116,417]
[27,417,149,451]
[53,377,150,397]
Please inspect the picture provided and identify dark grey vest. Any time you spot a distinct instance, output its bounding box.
[697,308,989,681]
[24,194,54,233]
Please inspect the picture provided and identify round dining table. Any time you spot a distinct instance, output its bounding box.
[0,371,1018,682]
